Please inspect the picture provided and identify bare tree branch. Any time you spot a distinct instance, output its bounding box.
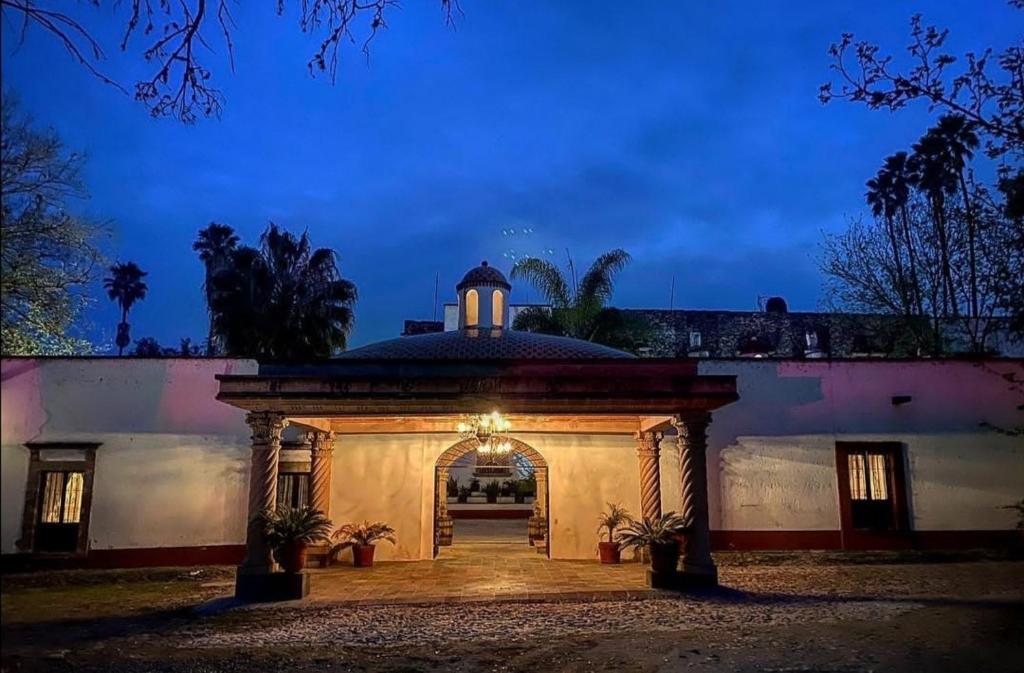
[0,0,458,123]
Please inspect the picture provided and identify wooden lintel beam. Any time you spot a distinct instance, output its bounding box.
[322,415,647,435]
[286,417,333,432]
[639,415,673,433]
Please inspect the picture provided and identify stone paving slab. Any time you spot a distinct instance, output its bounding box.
[306,540,652,605]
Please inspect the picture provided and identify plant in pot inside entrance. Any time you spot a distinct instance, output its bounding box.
[447,474,460,504]
[261,506,333,574]
[616,512,690,575]
[483,480,501,504]
[595,503,632,564]
[331,522,397,568]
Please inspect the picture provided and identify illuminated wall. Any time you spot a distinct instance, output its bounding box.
[2,357,1021,562]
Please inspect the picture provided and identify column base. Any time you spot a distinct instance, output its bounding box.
[235,568,310,602]
[646,567,718,591]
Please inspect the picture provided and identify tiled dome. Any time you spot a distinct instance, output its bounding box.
[456,261,511,291]
[337,329,634,360]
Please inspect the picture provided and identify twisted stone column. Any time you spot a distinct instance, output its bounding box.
[636,431,663,523]
[673,414,717,584]
[240,411,287,573]
[436,469,454,546]
[534,468,548,553]
[307,431,335,517]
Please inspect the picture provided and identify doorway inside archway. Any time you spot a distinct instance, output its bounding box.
[433,438,549,559]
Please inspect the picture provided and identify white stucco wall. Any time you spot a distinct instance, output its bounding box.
[2,357,1021,561]
[699,360,1024,533]
[0,358,257,554]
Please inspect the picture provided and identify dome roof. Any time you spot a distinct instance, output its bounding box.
[337,329,634,360]
[456,261,511,291]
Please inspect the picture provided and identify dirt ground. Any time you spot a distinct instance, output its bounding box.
[2,556,1022,673]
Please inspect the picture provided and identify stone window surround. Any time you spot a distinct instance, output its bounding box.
[18,442,101,556]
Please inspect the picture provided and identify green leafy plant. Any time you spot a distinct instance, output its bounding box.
[447,474,459,497]
[514,478,534,503]
[501,479,517,497]
[457,485,471,503]
[260,507,333,550]
[510,249,653,353]
[596,503,633,543]
[332,521,397,551]
[615,512,689,550]
[483,480,501,503]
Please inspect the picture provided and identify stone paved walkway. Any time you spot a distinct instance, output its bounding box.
[306,518,650,604]
[310,545,647,603]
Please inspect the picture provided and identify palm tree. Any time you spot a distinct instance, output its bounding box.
[910,131,959,318]
[103,262,148,356]
[510,249,648,352]
[933,114,981,317]
[883,152,924,316]
[193,222,239,354]
[866,164,910,314]
[208,223,357,360]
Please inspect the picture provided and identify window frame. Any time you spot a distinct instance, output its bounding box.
[834,441,911,549]
[19,443,100,556]
[276,471,311,510]
[465,289,479,326]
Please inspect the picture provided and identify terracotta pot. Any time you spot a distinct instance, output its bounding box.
[279,541,308,573]
[648,541,680,574]
[598,541,621,564]
[353,544,376,567]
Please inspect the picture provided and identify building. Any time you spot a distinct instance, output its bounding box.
[2,263,1022,597]
[405,295,1024,359]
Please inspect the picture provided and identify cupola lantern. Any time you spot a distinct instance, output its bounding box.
[456,261,511,330]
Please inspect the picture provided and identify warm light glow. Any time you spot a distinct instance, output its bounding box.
[492,290,504,327]
[465,289,479,325]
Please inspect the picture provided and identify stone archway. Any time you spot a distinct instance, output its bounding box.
[433,438,549,558]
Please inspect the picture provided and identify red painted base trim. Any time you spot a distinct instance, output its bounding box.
[87,544,245,569]
[2,532,1017,571]
[711,530,1020,551]
[449,509,532,519]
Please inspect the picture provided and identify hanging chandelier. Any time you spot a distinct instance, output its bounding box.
[457,411,513,456]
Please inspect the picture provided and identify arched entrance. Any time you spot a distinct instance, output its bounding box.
[433,438,549,558]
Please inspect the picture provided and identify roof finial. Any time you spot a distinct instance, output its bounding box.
[481,260,488,267]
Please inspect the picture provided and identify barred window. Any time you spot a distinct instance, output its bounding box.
[39,472,84,524]
[277,473,310,509]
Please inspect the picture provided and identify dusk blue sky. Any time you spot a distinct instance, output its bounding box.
[1,1,1015,349]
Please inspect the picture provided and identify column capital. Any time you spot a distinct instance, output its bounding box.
[634,430,663,458]
[245,411,288,447]
[671,413,711,445]
[306,430,335,455]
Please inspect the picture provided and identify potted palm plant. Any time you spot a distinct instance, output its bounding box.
[260,507,333,574]
[446,475,459,504]
[498,479,516,504]
[616,512,689,574]
[596,503,632,564]
[332,521,397,568]
[483,480,501,504]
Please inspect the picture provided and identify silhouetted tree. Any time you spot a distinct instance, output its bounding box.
[103,261,148,356]
[0,1,459,123]
[208,224,357,360]
[510,249,650,353]
[1,96,105,355]
[193,222,239,354]
[820,4,1023,159]
[131,336,200,356]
